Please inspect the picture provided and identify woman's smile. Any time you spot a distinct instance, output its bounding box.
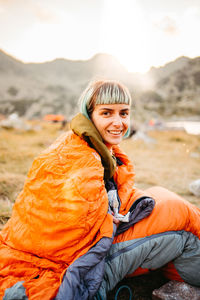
[107,130,123,135]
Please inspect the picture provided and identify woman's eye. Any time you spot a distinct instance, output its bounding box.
[121,112,129,117]
[102,111,110,116]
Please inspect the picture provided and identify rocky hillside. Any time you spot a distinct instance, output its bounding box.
[0,49,199,120]
[155,57,200,117]
[137,56,200,119]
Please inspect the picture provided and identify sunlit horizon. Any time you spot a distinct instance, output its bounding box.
[0,0,200,73]
[1,47,198,74]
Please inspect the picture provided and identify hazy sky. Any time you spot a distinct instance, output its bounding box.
[0,0,200,72]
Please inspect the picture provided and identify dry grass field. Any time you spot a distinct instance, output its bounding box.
[0,121,200,299]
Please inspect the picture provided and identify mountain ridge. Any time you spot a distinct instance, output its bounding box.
[0,49,199,120]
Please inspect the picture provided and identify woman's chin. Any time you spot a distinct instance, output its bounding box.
[104,137,123,148]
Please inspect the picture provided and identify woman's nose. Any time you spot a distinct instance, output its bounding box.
[112,115,122,126]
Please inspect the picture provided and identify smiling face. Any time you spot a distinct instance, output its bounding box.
[91,103,130,149]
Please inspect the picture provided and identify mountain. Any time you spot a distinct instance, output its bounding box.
[131,56,200,119]
[0,49,199,120]
[148,56,190,81]
[154,57,200,117]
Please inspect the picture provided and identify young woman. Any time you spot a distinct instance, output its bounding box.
[0,80,200,300]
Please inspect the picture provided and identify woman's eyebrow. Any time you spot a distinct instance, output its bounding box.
[99,108,130,111]
[120,108,130,112]
[99,108,113,111]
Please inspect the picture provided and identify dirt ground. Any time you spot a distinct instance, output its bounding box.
[0,121,200,299]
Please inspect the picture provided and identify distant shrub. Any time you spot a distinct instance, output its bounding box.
[7,86,19,96]
[193,71,200,85]
[174,72,188,92]
[176,96,182,101]
[170,136,185,143]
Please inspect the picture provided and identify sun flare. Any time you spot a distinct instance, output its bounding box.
[99,0,151,72]
[0,0,200,73]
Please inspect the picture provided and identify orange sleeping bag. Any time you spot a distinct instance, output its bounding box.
[1,130,200,299]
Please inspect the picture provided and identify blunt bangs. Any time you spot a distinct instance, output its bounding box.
[95,83,131,106]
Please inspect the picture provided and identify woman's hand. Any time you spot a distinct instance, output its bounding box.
[113,216,120,227]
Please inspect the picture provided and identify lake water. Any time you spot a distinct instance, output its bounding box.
[166,121,200,135]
